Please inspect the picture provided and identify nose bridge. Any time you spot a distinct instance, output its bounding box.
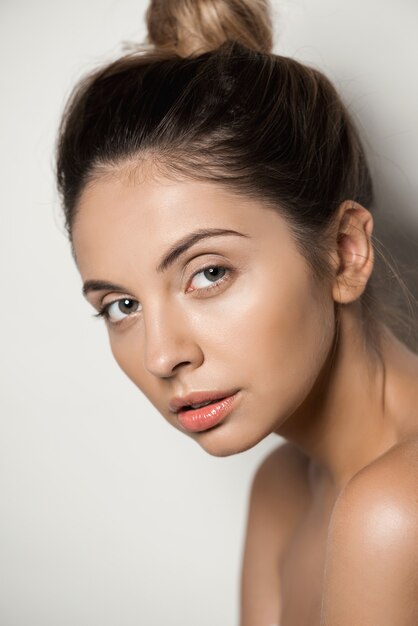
[143,298,202,378]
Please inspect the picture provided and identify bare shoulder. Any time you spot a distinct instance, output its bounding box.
[321,438,418,626]
[337,436,418,512]
[240,442,310,626]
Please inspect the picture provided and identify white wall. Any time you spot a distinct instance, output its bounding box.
[1,1,417,625]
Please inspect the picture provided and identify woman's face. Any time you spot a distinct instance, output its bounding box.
[72,170,335,456]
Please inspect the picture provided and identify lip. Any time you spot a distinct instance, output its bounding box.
[169,388,240,414]
[175,391,240,433]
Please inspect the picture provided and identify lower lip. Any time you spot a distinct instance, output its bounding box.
[176,392,239,433]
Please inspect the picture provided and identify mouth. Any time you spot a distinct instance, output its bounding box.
[175,391,240,433]
[169,388,240,414]
[179,395,228,412]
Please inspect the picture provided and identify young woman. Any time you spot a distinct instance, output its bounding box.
[55,1,418,624]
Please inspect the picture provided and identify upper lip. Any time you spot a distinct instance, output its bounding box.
[169,389,239,413]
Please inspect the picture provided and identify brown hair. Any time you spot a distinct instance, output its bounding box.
[55,0,415,353]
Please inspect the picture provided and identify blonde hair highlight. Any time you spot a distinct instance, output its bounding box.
[145,0,273,57]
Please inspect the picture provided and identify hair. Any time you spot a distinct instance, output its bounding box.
[55,0,417,355]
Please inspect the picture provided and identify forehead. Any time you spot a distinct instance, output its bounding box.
[72,172,291,275]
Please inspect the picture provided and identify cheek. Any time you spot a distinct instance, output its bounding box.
[108,335,176,427]
[225,267,335,400]
[107,329,154,393]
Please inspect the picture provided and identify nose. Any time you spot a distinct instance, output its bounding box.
[143,304,203,378]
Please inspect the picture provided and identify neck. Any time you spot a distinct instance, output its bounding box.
[275,304,412,492]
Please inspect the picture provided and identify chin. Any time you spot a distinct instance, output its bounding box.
[190,419,274,457]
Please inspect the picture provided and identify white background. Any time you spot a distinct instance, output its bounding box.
[1,1,417,625]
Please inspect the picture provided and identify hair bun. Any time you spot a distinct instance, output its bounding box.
[145,0,273,57]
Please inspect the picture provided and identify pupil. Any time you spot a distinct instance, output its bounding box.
[204,267,225,282]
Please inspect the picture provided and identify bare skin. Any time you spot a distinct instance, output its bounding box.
[72,166,418,626]
[241,331,418,625]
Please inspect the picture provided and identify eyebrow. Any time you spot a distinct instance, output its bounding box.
[82,228,249,298]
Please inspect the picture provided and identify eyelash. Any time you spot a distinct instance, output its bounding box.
[93,264,233,326]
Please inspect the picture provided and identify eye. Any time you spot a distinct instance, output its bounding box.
[96,298,141,324]
[188,265,229,292]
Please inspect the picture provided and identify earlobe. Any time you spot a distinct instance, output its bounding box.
[331,201,374,304]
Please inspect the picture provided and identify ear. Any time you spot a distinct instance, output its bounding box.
[330,200,374,304]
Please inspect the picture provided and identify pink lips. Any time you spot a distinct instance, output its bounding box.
[176,392,239,433]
